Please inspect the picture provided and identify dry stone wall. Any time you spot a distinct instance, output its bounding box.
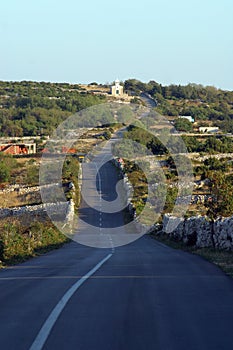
[0,200,74,221]
[161,214,233,250]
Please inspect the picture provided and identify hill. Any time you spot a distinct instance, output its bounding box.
[124,79,233,133]
[0,81,106,137]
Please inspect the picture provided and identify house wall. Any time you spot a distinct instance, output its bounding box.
[111,85,124,97]
[0,143,36,155]
[199,127,219,133]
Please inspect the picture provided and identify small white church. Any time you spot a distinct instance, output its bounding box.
[111,79,124,97]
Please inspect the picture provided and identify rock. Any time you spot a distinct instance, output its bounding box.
[162,214,233,250]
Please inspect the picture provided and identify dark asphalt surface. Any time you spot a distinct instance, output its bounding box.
[1,237,233,350]
[74,137,143,248]
[1,141,233,349]
[78,159,125,229]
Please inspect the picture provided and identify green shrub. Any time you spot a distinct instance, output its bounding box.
[0,218,69,265]
[0,162,10,182]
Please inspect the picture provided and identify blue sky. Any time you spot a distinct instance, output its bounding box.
[1,0,233,89]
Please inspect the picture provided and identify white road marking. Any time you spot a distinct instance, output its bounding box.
[29,253,112,350]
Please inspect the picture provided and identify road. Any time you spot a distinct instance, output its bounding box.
[1,143,233,349]
[140,93,157,108]
[1,236,233,350]
[74,136,143,248]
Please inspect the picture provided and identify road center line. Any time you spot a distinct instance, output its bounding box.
[29,253,112,350]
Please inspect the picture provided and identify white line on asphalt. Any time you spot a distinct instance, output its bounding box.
[29,253,113,350]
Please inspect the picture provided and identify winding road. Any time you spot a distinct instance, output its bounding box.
[1,140,233,349]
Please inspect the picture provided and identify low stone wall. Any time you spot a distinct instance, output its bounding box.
[0,200,74,225]
[161,214,233,250]
[0,183,61,195]
[112,157,136,216]
[194,153,233,162]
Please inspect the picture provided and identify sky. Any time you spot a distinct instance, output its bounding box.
[0,0,233,90]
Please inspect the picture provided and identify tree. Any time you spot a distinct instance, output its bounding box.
[182,135,201,152]
[147,138,167,155]
[0,162,10,182]
[103,130,111,140]
[204,172,233,248]
[205,172,233,220]
[174,118,193,132]
[204,158,228,172]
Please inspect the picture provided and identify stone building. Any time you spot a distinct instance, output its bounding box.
[199,127,219,133]
[178,115,195,123]
[111,79,124,97]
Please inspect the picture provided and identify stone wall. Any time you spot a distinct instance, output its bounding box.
[0,183,60,195]
[0,201,71,219]
[161,214,233,250]
[112,157,135,215]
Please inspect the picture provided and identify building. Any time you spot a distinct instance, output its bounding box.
[178,116,195,123]
[111,79,124,97]
[0,143,36,155]
[199,127,219,133]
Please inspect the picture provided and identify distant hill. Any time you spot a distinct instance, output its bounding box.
[124,79,233,133]
[0,81,106,137]
[1,79,233,137]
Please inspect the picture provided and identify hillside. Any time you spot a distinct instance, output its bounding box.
[0,81,106,137]
[124,79,233,133]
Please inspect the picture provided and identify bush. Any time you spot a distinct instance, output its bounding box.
[0,161,10,182]
[174,118,193,132]
[0,218,69,265]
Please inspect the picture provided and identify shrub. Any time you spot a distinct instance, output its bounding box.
[0,161,10,182]
[0,217,69,265]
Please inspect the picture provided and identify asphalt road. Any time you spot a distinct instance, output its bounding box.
[1,142,233,349]
[1,237,233,350]
[74,137,143,248]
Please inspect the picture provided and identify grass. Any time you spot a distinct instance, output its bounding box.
[0,127,119,268]
[0,188,41,208]
[0,215,70,267]
[151,232,233,278]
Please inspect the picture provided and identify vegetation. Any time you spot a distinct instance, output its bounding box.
[113,119,233,221]
[62,156,80,209]
[1,79,233,260]
[0,217,69,266]
[0,153,81,266]
[0,161,10,182]
[0,124,119,265]
[123,125,167,155]
[181,135,233,153]
[122,160,148,216]
[121,125,233,156]
[0,80,106,137]
[205,172,233,219]
[0,154,19,183]
[121,80,233,250]
[124,79,233,132]
[174,118,193,132]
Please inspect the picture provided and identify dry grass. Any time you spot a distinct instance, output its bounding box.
[0,190,41,208]
[0,215,69,266]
